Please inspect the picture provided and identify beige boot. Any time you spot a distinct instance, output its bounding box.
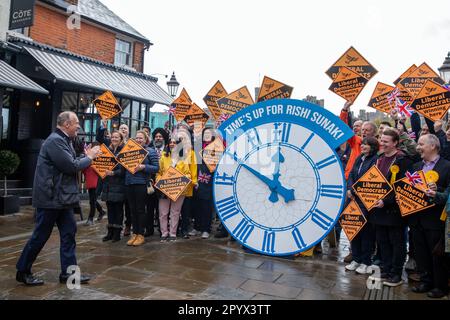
[127,234,138,246]
[133,235,145,246]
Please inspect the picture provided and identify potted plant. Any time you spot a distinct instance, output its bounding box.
[0,150,21,215]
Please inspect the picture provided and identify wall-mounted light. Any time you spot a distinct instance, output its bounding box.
[35,100,41,108]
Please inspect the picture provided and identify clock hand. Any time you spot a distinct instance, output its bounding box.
[240,163,295,203]
[269,145,286,203]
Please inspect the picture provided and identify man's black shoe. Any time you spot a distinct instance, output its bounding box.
[412,282,432,293]
[16,271,44,286]
[59,273,91,284]
[426,288,448,299]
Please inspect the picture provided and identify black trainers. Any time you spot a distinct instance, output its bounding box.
[383,274,403,287]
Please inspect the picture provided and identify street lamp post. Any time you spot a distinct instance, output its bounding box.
[166,72,180,132]
[438,52,450,84]
[438,52,450,122]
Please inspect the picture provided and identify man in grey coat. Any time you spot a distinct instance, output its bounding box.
[16,111,101,286]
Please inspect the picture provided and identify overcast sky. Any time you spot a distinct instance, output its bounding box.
[101,0,450,115]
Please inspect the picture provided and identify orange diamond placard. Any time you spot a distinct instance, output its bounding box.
[326,46,378,80]
[201,137,225,172]
[393,171,435,217]
[93,91,122,120]
[411,80,450,122]
[155,166,192,202]
[368,82,395,114]
[257,76,293,102]
[216,86,254,116]
[399,62,445,98]
[172,88,193,122]
[203,81,228,121]
[116,139,149,174]
[91,144,118,179]
[184,103,210,134]
[329,67,369,103]
[352,165,393,211]
[393,64,417,86]
[339,200,367,242]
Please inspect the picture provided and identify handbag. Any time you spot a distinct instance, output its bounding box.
[146,179,155,195]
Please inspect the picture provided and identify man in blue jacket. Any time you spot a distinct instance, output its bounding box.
[16,111,101,286]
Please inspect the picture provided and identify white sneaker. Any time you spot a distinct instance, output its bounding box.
[201,232,210,239]
[355,264,368,275]
[188,229,200,236]
[345,261,360,271]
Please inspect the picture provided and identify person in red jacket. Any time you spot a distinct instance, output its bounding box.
[83,143,105,225]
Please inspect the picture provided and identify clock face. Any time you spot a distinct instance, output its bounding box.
[213,121,346,256]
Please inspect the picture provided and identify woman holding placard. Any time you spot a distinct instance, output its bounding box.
[157,137,192,242]
[345,137,379,275]
[101,131,126,243]
[125,131,159,247]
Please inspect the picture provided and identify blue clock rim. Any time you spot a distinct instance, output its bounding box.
[213,123,347,257]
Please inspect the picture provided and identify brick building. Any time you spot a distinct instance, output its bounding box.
[0,0,172,188]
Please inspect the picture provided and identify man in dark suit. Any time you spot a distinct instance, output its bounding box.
[409,134,450,298]
[16,111,101,286]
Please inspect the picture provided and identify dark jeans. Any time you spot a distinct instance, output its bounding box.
[87,188,104,219]
[411,224,448,291]
[126,185,147,235]
[197,198,213,233]
[146,193,158,234]
[351,222,375,265]
[124,200,131,228]
[180,196,195,234]
[17,208,77,275]
[375,225,407,276]
[107,201,124,229]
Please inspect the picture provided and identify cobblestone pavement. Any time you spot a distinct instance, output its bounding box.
[0,201,447,300]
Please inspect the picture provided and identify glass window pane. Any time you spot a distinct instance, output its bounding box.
[61,92,78,112]
[2,108,9,139]
[122,99,131,118]
[140,103,147,121]
[132,101,140,120]
[130,120,139,138]
[79,93,94,114]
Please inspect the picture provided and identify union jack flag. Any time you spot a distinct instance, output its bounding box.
[406,171,423,186]
[387,87,400,104]
[216,114,230,126]
[167,104,176,115]
[198,171,212,184]
[407,130,416,140]
[396,98,414,118]
[444,84,450,91]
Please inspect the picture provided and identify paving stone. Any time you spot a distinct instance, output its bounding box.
[240,279,302,299]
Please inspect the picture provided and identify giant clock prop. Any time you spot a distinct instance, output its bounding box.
[213,99,354,256]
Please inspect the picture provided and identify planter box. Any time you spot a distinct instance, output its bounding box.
[0,195,20,215]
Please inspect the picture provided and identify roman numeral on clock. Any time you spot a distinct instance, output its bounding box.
[292,228,306,250]
[311,209,334,230]
[245,128,262,149]
[215,172,235,186]
[320,185,344,199]
[216,196,240,221]
[316,155,338,170]
[262,231,276,253]
[233,219,254,243]
[273,123,291,143]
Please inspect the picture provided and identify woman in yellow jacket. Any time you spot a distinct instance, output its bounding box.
[157,138,192,242]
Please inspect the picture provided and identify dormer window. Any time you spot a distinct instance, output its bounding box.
[115,39,132,67]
